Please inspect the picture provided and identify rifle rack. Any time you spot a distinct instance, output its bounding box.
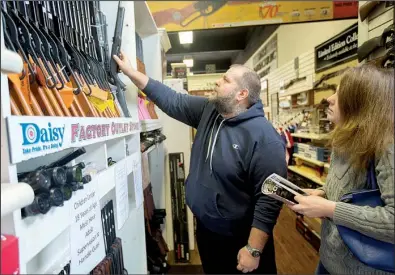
[1,1,169,274]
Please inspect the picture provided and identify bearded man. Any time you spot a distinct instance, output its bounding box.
[114,51,287,274]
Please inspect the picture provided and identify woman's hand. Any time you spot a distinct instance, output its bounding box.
[289,195,336,219]
[303,188,326,197]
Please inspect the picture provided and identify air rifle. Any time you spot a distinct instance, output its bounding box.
[109,2,130,117]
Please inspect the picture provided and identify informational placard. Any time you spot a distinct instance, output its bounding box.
[133,162,144,208]
[115,159,129,230]
[70,180,105,274]
[126,151,141,176]
[315,23,358,72]
[6,116,140,164]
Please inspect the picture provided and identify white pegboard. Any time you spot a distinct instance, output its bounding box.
[264,50,315,97]
[262,50,315,123]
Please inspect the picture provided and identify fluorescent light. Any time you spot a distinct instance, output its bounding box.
[183,58,194,68]
[179,31,193,44]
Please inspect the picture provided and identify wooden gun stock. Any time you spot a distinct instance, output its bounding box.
[10,95,22,116]
[8,75,34,116]
[36,58,65,117]
[359,1,380,22]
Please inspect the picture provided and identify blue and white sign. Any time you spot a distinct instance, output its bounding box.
[20,122,65,154]
[6,116,140,164]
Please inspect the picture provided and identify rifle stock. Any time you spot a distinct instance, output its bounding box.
[359,1,380,22]
[358,24,394,62]
[109,3,131,117]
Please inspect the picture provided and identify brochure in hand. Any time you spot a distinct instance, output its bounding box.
[261,173,308,205]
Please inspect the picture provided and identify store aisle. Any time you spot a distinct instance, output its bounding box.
[274,206,319,274]
[167,205,319,274]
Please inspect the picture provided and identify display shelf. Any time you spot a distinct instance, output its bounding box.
[291,132,329,140]
[1,1,164,274]
[18,196,73,263]
[6,115,139,164]
[288,165,325,186]
[140,119,163,132]
[16,154,139,265]
[293,153,327,167]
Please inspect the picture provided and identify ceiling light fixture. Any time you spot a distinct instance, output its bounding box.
[179,31,193,44]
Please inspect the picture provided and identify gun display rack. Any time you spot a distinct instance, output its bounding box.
[1,1,167,274]
[169,153,190,263]
[2,1,127,119]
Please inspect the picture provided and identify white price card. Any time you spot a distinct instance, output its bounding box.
[115,159,129,230]
[70,179,105,274]
[133,163,144,209]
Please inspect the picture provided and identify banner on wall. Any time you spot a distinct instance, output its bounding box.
[148,1,358,32]
[315,23,358,72]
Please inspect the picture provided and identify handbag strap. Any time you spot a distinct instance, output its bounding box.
[367,158,378,190]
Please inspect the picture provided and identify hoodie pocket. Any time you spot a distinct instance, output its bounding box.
[188,183,234,233]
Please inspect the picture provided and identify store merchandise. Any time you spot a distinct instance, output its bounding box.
[144,184,170,274]
[91,200,127,275]
[57,262,70,275]
[358,24,394,62]
[18,147,87,218]
[294,143,330,162]
[109,2,130,117]
[2,1,123,118]
[169,153,190,263]
[359,1,380,22]
[261,173,308,205]
[295,216,321,252]
[140,130,167,153]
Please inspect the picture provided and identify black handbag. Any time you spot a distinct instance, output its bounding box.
[337,160,394,272]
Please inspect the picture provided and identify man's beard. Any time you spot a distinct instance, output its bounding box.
[208,90,237,115]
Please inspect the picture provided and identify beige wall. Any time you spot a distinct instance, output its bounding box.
[245,19,358,69]
[277,19,357,67]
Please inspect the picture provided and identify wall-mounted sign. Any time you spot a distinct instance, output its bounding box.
[148,1,358,32]
[315,23,358,72]
[6,116,139,164]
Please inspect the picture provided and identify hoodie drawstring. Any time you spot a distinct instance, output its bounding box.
[205,114,225,173]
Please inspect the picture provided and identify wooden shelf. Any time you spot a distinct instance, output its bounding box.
[291,133,329,140]
[293,153,328,167]
[288,165,325,186]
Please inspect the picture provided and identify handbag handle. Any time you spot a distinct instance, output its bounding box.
[367,159,378,190]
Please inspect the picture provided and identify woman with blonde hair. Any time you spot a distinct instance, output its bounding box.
[289,64,394,274]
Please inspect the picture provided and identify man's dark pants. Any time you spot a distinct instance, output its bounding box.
[196,219,277,274]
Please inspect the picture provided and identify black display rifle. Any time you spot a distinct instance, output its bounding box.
[109,2,130,117]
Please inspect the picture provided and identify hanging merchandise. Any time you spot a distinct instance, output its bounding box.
[144,184,170,274]
[108,2,130,117]
[2,1,125,118]
[358,24,393,63]
[90,200,127,275]
[169,153,190,263]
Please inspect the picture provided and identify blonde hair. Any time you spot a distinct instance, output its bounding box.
[330,65,394,170]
